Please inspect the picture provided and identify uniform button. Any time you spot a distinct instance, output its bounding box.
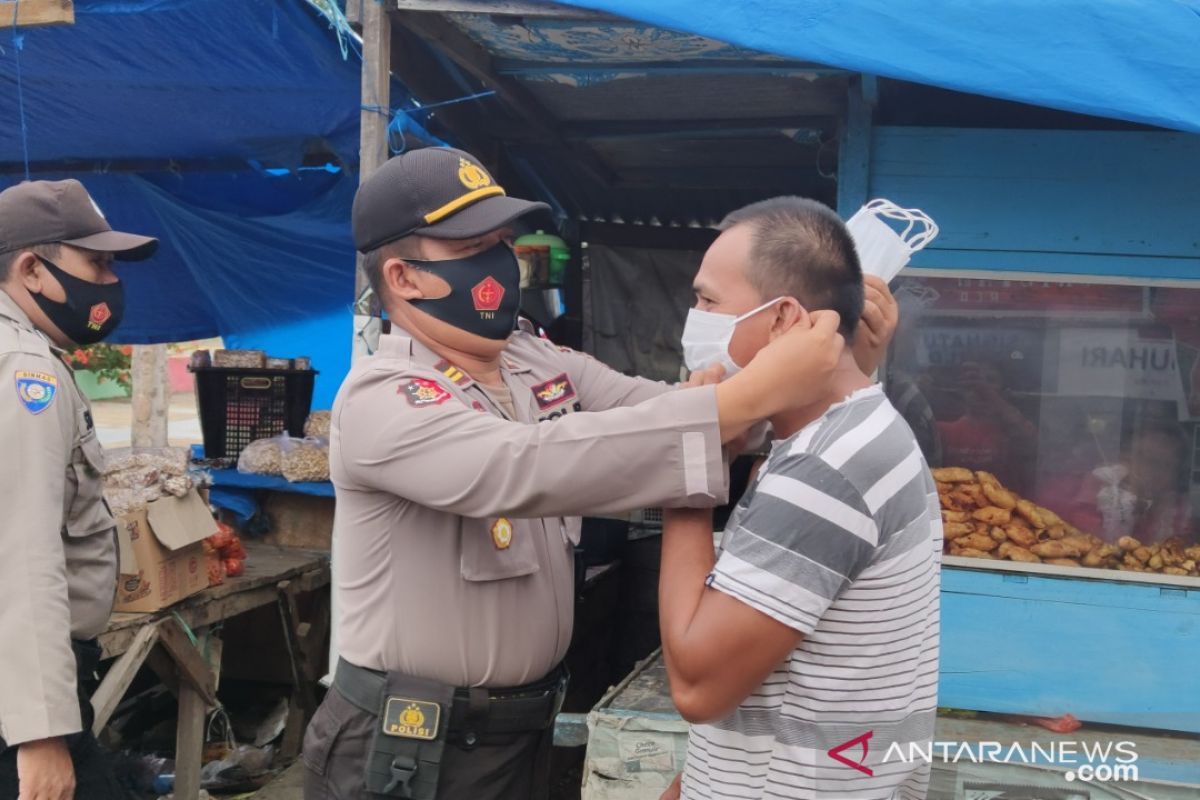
[465,732,478,746]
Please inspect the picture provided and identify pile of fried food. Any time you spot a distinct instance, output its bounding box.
[934,467,1200,577]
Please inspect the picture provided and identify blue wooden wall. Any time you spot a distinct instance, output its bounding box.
[847,127,1200,281]
[940,567,1200,734]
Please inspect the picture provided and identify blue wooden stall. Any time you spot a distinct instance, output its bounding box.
[837,81,1200,736]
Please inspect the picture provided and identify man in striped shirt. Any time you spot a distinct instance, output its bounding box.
[659,197,942,800]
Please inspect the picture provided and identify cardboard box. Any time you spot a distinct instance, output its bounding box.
[114,489,218,613]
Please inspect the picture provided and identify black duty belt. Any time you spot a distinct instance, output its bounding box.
[334,658,567,741]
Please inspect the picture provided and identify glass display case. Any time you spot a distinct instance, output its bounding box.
[884,273,1200,578]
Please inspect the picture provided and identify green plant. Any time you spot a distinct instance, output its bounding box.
[66,344,132,391]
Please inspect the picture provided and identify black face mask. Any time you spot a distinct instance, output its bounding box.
[405,243,522,340]
[31,256,125,345]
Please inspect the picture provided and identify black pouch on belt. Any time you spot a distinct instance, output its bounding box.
[364,671,455,799]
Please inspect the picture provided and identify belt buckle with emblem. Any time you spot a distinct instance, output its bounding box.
[382,697,441,740]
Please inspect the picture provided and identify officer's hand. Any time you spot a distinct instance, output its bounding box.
[659,772,683,800]
[17,737,75,800]
[741,309,844,417]
[852,275,899,376]
[683,364,725,388]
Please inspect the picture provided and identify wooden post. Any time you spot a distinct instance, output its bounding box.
[357,0,392,310]
[1,0,75,28]
[175,681,206,800]
[836,74,876,215]
[130,344,169,447]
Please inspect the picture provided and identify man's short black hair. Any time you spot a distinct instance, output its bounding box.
[718,196,863,338]
[0,243,60,283]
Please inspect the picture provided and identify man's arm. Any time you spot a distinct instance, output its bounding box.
[659,454,878,723]
[0,353,82,798]
[659,507,802,723]
[339,313,845,520]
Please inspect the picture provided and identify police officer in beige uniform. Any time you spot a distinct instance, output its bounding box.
[302,148,852,800]
[0,180,158,800]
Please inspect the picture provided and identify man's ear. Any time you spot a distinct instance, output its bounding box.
[768,298,808,339]
[14,251,45,293]
[383,257,433,302]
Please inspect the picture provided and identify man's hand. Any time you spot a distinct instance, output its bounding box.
[18,737,75,800]
[852,275,899,377]
[683,364,725,388]
[713,310,842,442]
[660,772,683,800]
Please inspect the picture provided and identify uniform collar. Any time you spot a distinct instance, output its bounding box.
[0,289,62,354]
[380,324,532,381]
[0,289,34,330]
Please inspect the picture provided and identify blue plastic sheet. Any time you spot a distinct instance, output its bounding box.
[556,0,1200,133]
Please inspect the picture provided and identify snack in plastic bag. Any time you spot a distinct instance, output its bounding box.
[281,436,330,483]
[304,410,332,439]
[238,436,284,476]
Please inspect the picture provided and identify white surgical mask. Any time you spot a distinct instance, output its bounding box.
[680,297,784,377]
[845,198,939,282]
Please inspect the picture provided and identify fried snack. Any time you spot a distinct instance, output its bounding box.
[951,547,996,559]
[1015,500,1047,529]
[1045,525,1067,540]
[1081,550,1107,568]
[998,542,1040,563]
[941,510,972,524]
[1031,541,1082,559]
[959,484,989,508]
[1004,525,1038,548]
[1037,506,1063,528]
[957,532,1000,552]
[940,493,963,511]
[1149,554,1164,570]
[943,522,976,540]
[1059,535,1096,555]
[1117,536,1142,553]
[947,491,975,510]
[973,506,1012,525]
[990,526,1008,542]
[1044,558,1081,567]
[1163,566,1189,576]
[1122,554,1144,570]
[933,467,976,483]
[1186,546,1200,561]
[1132,547,1152,564]
[981,481,1018,510]
[936,481,954,495]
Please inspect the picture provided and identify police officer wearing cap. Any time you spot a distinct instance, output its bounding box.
[0,180,158,800]
[303,148,849,800]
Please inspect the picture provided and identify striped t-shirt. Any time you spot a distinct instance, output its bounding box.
[682,385,942,800]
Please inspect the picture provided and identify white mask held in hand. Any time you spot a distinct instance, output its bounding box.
[681,297,784,377]
[845,199,939,282]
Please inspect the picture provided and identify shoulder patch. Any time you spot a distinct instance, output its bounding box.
[15,370,58,415]
[400,378,451,408]
[531,372,577,410]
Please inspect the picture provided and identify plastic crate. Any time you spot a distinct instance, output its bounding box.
[190,367,317,459]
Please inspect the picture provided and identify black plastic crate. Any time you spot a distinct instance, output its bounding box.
[190,367,317,460]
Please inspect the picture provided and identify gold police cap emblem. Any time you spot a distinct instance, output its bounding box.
[458,158,492,190]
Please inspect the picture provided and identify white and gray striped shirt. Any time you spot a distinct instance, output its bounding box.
[683,385,942,800]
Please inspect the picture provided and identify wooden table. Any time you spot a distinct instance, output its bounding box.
[95,542,330,800]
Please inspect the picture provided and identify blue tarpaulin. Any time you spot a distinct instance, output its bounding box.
[556,0,1200,134]
[0,0,374,166]
[0,0,448,407]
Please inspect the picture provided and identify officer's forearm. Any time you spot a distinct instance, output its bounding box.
[714,375,772,443]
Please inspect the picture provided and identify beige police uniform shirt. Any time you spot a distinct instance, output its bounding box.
[332,322,728,688]
[0,291,117,746]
